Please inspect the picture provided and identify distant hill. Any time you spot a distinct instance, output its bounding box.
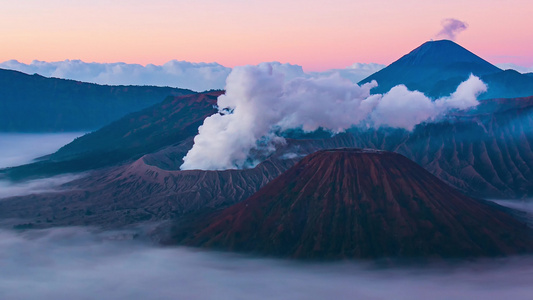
[0,68,195,132]
[481,69,533,99]
[172,149,533,259]
[359,40,533,99]
[3,91,221,179]
[526,72,533,78]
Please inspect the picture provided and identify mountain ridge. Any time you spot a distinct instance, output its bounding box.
[0,68,195,132]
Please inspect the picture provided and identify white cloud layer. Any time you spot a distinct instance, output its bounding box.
[0,60,384,92]
[310,62,386,83]
[0,133,84,169]
[1,227,533,300]
[0,60,232,92]
[181,63,487,170]
[0,174,84,199]
[496,63,533,74]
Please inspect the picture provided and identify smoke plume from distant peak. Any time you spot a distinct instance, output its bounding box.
[436,18,469,40]
[180,63,487,171]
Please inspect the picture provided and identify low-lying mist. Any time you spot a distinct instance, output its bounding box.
[491,199,533,214]
[0,132,85,169]
[0,174,84,199]
[0,133,86,199]
[1,227,533,300]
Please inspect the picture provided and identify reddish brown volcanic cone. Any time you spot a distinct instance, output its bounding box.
[174,149,533,259]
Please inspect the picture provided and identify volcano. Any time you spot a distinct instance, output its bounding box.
[359,40,500,95]
[359,40,533,99]
[173,149,533,259]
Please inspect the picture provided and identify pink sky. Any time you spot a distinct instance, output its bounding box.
[1,0,532,71]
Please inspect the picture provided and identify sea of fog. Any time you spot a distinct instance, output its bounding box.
[0,132,85,169]
[0,133,86,199]
[1,227,533,300]
[1,134,533,299]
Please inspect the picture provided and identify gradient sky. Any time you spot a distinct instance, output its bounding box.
[1,0,532,71]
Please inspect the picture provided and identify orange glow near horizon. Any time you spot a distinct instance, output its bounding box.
[1,0,532,71]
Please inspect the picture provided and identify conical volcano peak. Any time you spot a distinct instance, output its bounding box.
[358,40,502,97]
[172,149,533,260]
[394,39,501,69]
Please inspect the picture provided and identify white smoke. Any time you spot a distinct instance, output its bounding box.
[0,59,231,92]
[181,63,487,170]
[370,75,485,130]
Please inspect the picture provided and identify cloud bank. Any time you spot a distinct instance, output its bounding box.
[491,199,533,215]
[0,133,87,199]
[181,63,487,170]
[1,227,533,300]
[496,63,533,74]
[310,62,386,83]
[436,18,469,40]
[0,60,232,92]
[0,60,384,92]
[0,133,84,169]
[0,174,84,199]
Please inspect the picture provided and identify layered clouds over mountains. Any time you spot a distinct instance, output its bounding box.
[0,60,231,92]
[310,63,386,83]
[181,63,487,170]
[0,60,384,92]
[496,63,533,74]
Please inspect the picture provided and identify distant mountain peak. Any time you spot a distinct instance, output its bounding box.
[394,39,500,69]
[358,40,505,98]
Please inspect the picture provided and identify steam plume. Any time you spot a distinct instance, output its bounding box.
[180,63,487,170]
[436,18,469,40]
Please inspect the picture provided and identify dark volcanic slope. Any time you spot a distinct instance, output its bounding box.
[0,153,297,228]
[480,69,533,99]
[360,96,533,198]
[3,91,221,179]
[142,96,533,199]
[0,68,194,132]
[1,97,531,230]
[174,149,533,260]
